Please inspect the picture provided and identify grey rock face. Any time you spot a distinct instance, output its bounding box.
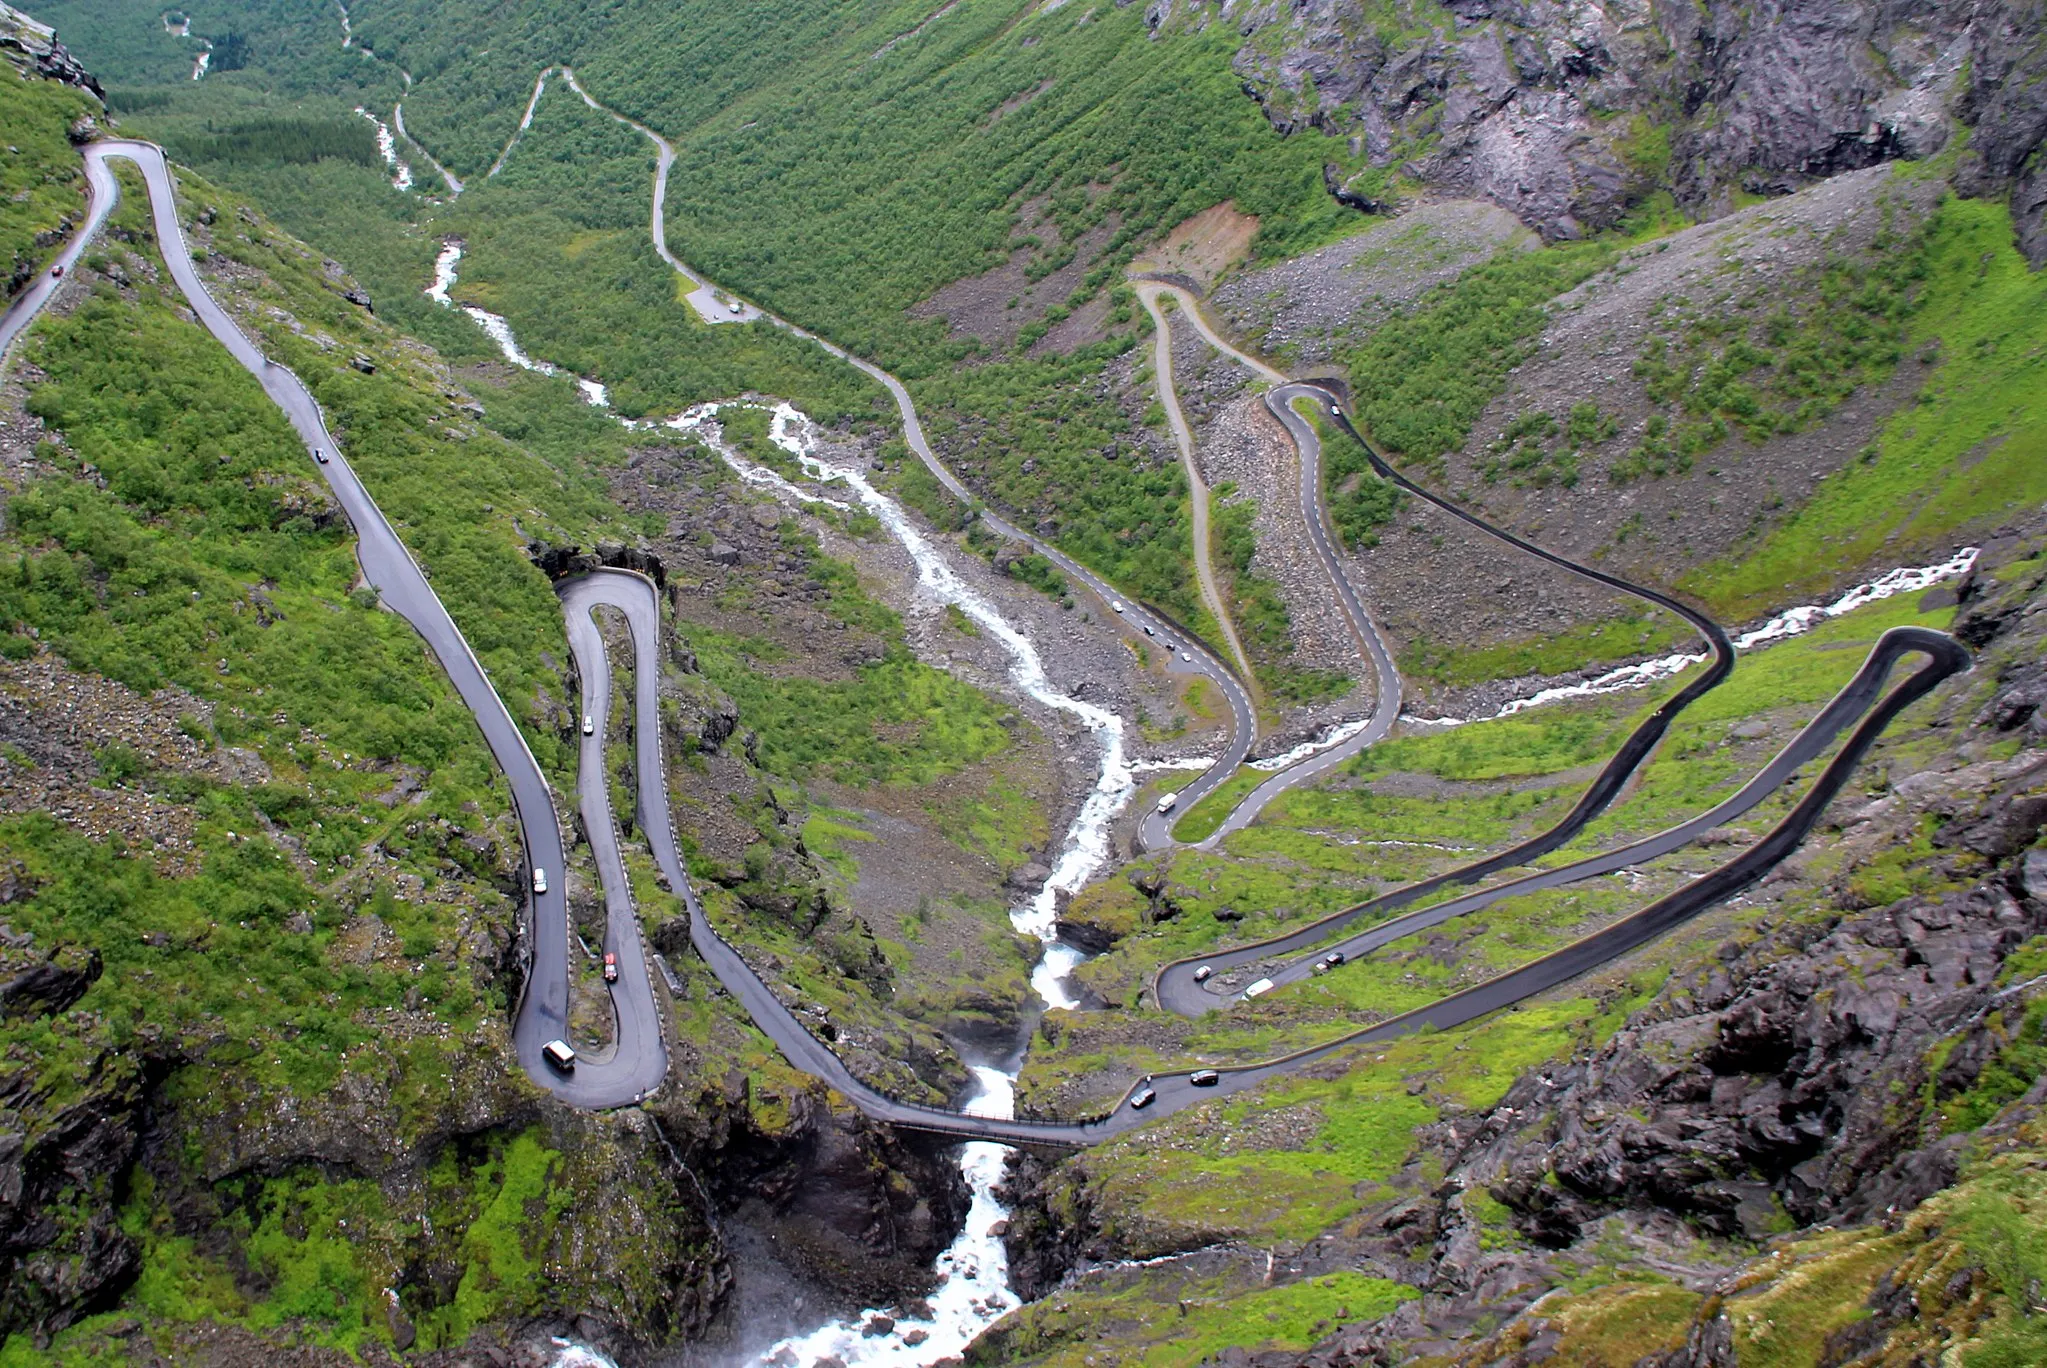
[0,4,104,99]
[1172,0,2047,258]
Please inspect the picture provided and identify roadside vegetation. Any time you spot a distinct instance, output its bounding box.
[70,0,1374,624]
[1049,586,1956,1068]
[1682,196,2047,619]
[1211,484,1354,705]
[0,68,99,296]
[0,96,719,1361]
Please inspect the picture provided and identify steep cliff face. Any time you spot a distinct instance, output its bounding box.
[1160,0,2047,259]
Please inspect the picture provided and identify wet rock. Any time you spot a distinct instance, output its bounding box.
[1008,862,1052,891]
[0,945,100,1018]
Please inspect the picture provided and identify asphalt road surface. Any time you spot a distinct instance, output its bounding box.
[550,78,1261,855]
[10,134,1969,1150]
[1149,379,1746,1012]
[1134,283,1255,682]
[576,564,1965,1143]
[557,577,676,1103]
[1,141,660,1107]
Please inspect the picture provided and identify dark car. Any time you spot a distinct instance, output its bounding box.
[1189,1069,1220,1087]
[50,264,63,278]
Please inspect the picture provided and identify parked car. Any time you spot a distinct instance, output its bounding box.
[1192,964,1214,984]
[1128,1084,1156,1110]
[542,1039,576,1070]
[603,951,619,983]
[1245,977,1274,999]
[1189,1069,1220,1087]
[532,867,548,894]
[727,300,744,315]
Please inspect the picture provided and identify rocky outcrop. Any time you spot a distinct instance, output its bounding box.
[1161,0,2047,260]
[0,944,99,1019]
[657,1072,972,1308]
[529,539,668,590]
[0,4,103,99]
[1955,0,2047,264]
[0,1048,147,1345]
[1000,531,2047,1365]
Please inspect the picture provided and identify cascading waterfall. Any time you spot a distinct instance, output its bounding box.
[428,242,608,406]
[429,239,1129,1360]
[1406,546,1981,728]
[353,107,414,191]
[713,402,1138,1363]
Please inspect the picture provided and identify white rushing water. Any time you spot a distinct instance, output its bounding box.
[669,401,1136,1357]
[750,1069,1022,1368]
[427,242,608,406]
[354,107,414,191]
[1405,546,1981,728]
[651,399,1134,1361]
[422,236,1133,1357]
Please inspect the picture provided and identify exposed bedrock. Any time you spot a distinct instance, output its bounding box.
[1155,0,2047,261]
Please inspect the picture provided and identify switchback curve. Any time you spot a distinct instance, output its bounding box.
[0,140,665,1107]
[572,561,1964,1142]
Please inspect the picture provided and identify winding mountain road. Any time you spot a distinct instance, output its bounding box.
[1125,279,1409,849]
[1134,284,1255,686]
[8,132,1971,1152]
[0,140,664,1108]
[537,72,1265,836]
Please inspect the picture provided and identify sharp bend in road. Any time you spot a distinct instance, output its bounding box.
[568,567,1968,1142]
[11,135,1971,1148]
[541,71,1262,839]
[1133,284,1255,686]
[0,141,663,1108]
[1126,279,1407,851]
[465,75,1968,1142]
